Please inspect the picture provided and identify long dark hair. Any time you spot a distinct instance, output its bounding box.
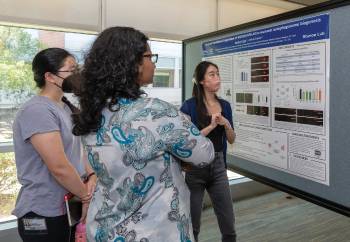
[32,48,73,88]
[72,27,148,136]
[192,61,219,128]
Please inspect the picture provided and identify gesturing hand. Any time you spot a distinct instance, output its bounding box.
[216,114,231,129]
[210,113,221,129]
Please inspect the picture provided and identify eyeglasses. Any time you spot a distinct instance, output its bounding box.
[57,66,80,74]
[143,54,158,64]
[53,67,80,80]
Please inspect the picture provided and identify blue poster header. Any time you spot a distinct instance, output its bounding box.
[202,14,329,57]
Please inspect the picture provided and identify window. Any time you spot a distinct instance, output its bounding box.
[0,25,96,221]
[0,152,18,221]
[0,27,185,221]
[153,70,174,87]
[145,40,182,106]
[152,56,176,88]
[0,25,242,223]
[156,57,175,69]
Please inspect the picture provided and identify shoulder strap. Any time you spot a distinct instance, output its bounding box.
[61,96,80,114]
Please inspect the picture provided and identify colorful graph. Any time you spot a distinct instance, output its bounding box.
[293,88,322,102]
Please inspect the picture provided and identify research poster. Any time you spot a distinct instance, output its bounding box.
[203,14,330,185]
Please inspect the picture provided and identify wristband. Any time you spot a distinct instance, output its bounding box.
[84,172,96,183]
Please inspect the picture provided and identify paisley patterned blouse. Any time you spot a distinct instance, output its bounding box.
[83,97,214,242]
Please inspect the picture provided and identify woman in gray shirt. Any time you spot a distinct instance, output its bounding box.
[12,48,94,242]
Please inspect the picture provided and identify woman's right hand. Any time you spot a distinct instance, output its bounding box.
[201,113,220,136]
[210,113,220,129]
[180,160,192,172]
[80,186,92,204]
[81,195,92,204]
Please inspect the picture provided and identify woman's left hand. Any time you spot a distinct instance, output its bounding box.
[217,114,230,127]
[80,202,89,224]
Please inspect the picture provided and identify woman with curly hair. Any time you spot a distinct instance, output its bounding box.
[72,27,215,242]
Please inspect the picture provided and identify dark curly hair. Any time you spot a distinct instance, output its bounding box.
[72,27,148,136]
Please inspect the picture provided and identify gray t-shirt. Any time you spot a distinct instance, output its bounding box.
[12,96,84,218]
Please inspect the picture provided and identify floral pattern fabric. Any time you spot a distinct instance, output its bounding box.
[83,98,214,242]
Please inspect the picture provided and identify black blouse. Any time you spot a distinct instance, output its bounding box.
[200,113,225,152]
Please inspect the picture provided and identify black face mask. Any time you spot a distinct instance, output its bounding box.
[53,73,81,94]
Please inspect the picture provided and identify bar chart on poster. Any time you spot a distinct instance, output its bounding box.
[203,14,330,185]
[183,1,350,215]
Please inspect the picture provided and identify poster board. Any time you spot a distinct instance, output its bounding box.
[183,1,350,216]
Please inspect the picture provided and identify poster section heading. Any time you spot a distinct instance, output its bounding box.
[202,14,329,57]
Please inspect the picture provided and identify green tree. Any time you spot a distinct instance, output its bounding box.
[0,153,19,217]
[0,26,46,105]
[0,153,18,194]
[0,27,45,215]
